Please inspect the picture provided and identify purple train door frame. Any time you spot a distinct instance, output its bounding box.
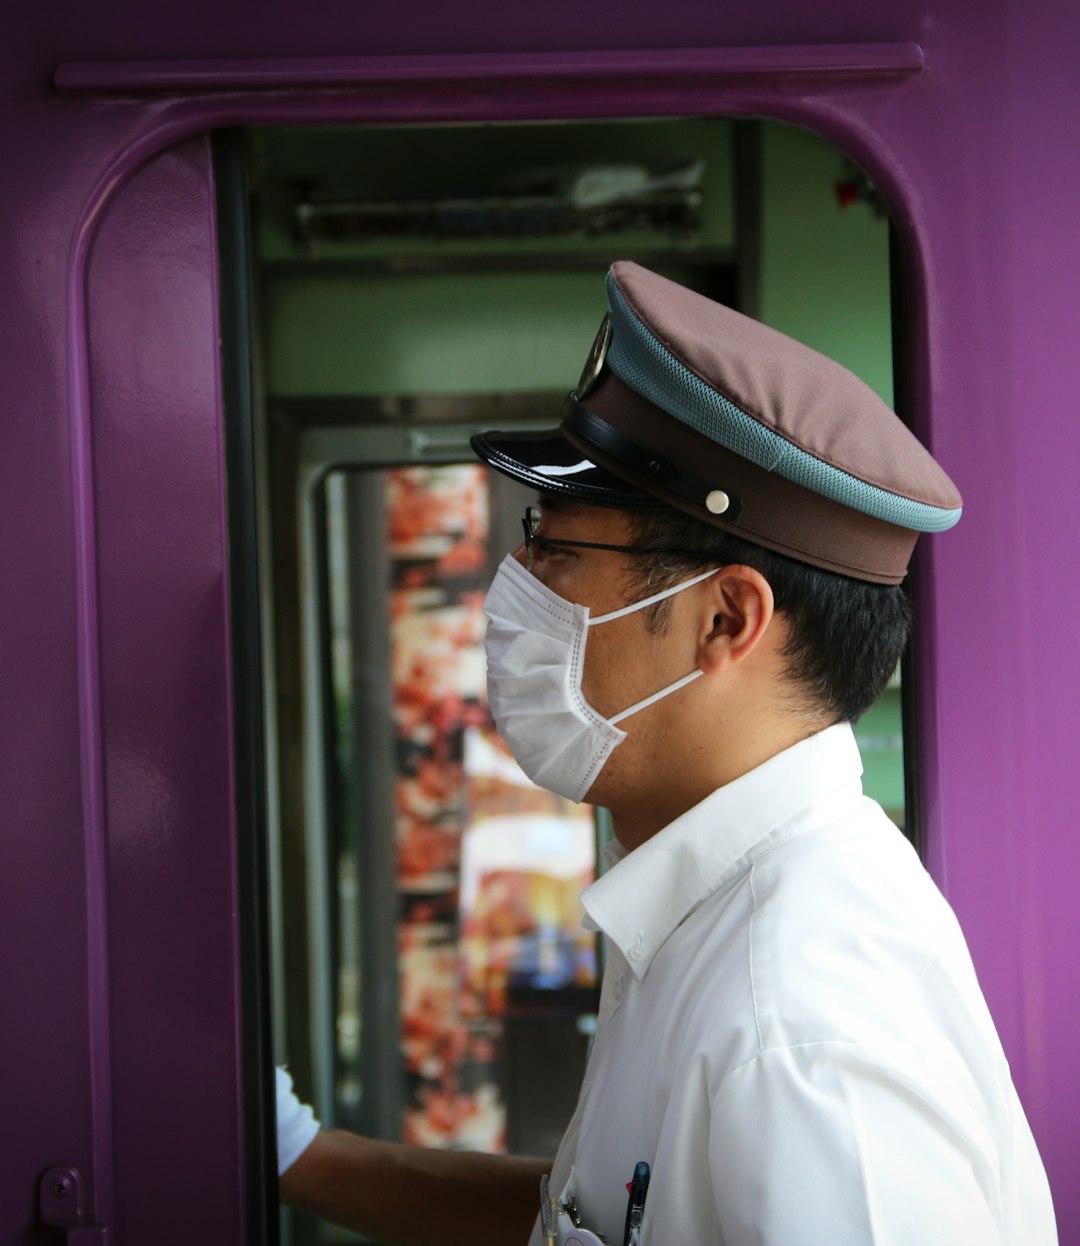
[3,5,1079,1243]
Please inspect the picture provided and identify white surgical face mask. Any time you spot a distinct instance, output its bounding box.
[482,554,719,802]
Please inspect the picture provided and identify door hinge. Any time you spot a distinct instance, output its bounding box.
[38,1168,108,1244]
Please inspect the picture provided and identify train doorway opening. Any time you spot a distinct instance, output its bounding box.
[217,116,910,1243]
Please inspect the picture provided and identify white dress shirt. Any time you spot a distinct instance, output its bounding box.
[275,1065,320,1175]
[530,724,1056,1245]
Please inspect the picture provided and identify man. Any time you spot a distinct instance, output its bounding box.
[279,262,1057,1244]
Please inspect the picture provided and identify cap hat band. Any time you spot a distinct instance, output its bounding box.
[564,371,918,583]
[606,277,962,534]
[562,394,743,521]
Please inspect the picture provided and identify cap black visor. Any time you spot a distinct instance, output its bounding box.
[470,427,664,510]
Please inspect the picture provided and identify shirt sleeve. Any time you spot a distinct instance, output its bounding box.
[276,1065,321,1176]
[709,1040,1019,1246]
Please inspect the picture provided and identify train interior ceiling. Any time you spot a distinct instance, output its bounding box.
[239,118,901,1241]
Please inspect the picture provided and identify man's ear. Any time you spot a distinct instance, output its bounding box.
[698,566,775,675]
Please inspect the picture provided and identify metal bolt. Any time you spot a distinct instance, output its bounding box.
[50,1178,72,1199]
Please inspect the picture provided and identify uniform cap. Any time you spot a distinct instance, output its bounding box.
[471,261,961,584]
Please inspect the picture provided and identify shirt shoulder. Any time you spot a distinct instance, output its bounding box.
[743,796,967,1053]
[709,1039,1057,1246]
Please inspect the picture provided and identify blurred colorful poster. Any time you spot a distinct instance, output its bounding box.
[384,464,596,1153]
[460,725,596,1020]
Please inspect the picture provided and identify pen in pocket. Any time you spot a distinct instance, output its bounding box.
[623,1161,650,1246]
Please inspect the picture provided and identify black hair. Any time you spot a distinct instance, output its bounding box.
[626,508,912,725]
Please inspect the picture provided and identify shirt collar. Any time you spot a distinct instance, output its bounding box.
[581,723,865,980]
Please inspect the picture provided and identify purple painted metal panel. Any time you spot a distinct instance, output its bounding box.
[0,102,111,1246]
[85,136,243,1243]
[915,16,1080,1222]
[1,2,1078,1243]
[52,43,925,91]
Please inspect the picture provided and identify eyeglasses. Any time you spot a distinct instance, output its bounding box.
[520,505,715,572]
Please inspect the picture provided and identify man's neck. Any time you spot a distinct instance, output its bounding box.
[609,715,829,851]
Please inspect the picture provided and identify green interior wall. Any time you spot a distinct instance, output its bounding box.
[256,118,734,397]
[755,121,902,823]
[758,121,893,407]
[265,269,609,396]
[258,119,892,404]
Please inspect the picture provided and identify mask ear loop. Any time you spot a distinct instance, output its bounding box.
[609,668,704,725]
[590,566,721,726]
[589,565,721,625]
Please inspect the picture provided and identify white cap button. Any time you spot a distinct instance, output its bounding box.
[628,944,645,962]
[705,490,730,515]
